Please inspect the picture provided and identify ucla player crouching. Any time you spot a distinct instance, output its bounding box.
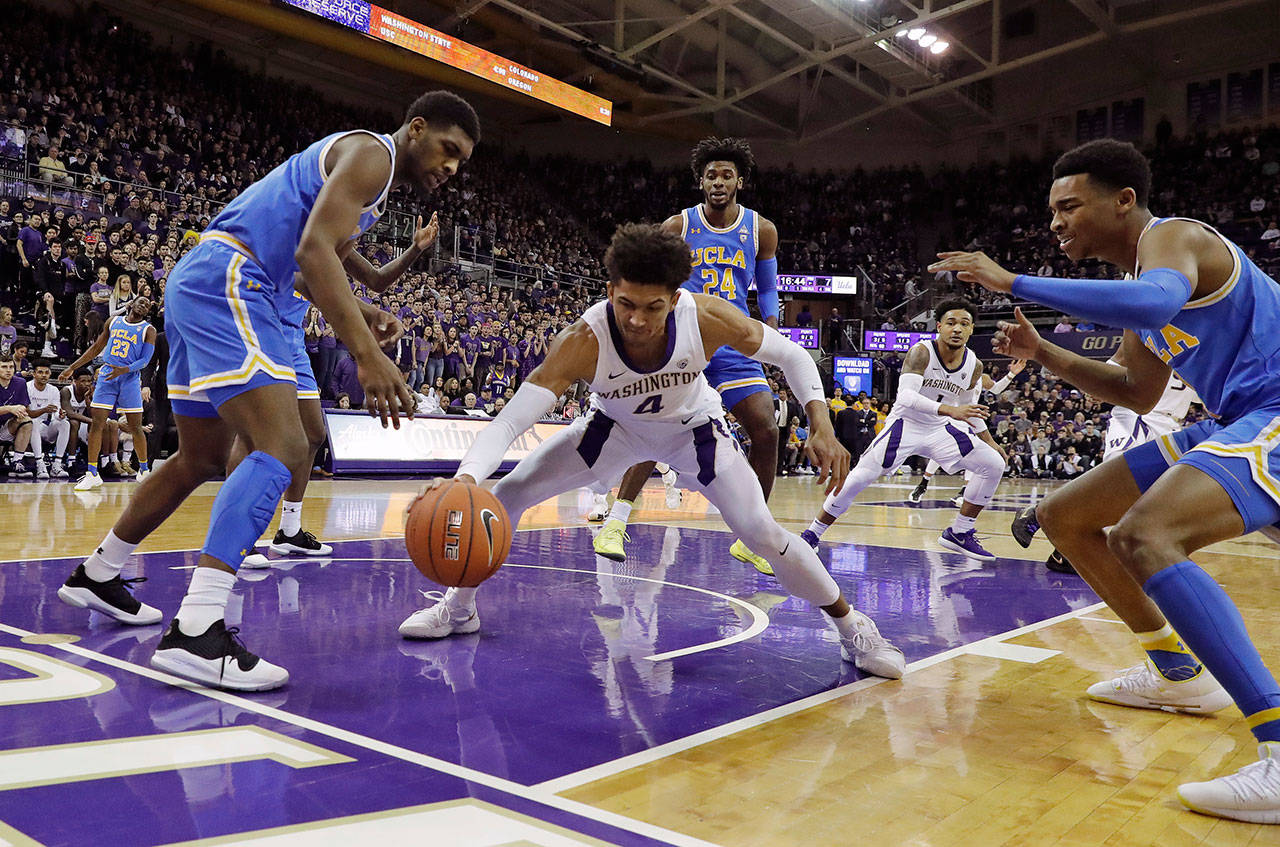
[400,224,905,680]
[594,137,782,575]
[803,300,1009,562]
[62,295,156,490]
[930,139,1280,823]
[1011,358,1198,574]
[56,91,477,692]
[241,215,444,569]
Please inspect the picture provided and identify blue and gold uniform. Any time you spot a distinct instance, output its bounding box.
[167,130,395,415]
[91,315,153,414]
[1123,217,1280,532]
[679,204,769,409]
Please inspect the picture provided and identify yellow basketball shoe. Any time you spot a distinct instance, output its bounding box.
[593,519,629,562]
[730,539,774,576]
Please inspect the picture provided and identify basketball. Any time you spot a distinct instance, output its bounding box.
[405,479,512,587]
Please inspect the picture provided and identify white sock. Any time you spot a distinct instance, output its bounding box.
[279,500,303,536]
[84,530,138,581]
[176,567,237,636]
[828,607,870,641]
[607,498,633,525]
[950,513,977,533]
[446,586,478,612]
[808,519,829,539]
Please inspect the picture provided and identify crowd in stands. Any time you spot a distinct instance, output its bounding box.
[0,0,1265,481]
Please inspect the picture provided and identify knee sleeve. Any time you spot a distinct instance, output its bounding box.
[765,530,841,607]
[821,460,883,517]
[957,445,1004,507]
[201,451,291,569]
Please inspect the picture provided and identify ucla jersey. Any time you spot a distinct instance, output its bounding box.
[103,315,151,369]
[205,129,396,326]
[1135,217,1280,422]
[680,204,758,314]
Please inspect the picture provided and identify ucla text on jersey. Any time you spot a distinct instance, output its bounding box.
[680,205,759,314]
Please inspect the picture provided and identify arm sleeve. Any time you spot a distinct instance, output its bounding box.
[1010,267,1191,330]
[126,342,155,373]
[754,257,779,322]
[455,381,558,482]
[894,372,941,416]
[750,325,824,408]
[988,374,1013,395]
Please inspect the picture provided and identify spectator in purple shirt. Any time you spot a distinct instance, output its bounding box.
[329,354,363,410]
[0,356,35,476]
[0,307,16,354]
[443,325,463,380]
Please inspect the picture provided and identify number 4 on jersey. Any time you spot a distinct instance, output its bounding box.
[634,394,664,415]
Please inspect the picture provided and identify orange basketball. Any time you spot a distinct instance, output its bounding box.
[405,479,512,587]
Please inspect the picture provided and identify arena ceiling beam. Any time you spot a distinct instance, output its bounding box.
[1065,0,1119,37]
[802,0,1270,143]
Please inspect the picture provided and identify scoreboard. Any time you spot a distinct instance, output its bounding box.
[862,330,936,352]
[777,327,819,348]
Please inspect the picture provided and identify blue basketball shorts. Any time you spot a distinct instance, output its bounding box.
[90,368,143,414]
[705,346,770,410]
[165,239,296,418]
[1124,407,1280,533]
[284,324,320,400]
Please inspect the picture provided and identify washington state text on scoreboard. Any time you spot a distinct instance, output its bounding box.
[282,0,613,125]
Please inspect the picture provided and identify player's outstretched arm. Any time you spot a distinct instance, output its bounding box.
[296,134,415,428]
[342,213,439,293]
[453,322,598,486]
[756,216,780,329]
[995,307,1169,412]
[62,326,110,376]
[695,293,849,493]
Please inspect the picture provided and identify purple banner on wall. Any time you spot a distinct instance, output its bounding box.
[1227,69,1264,123]
[971,329,1124,361]
[1076,106,1108,142]
[1109,98,1144,142]
[1187,79,1223,129]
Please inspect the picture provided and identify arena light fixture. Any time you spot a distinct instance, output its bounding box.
[918,33,937,47]
[930,40,949,54]
[907,27,925,40]
[896,28,909,37]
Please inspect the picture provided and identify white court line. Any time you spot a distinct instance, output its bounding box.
[311,559,769,663]
[536,600,1107,794]
[0,621,721,847]
[0,524,590,567]
[1077,615,1126,625]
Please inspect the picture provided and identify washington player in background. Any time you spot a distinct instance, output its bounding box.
[400,224,905,680]
[592,138,782,575]
[1011,357,1197,573]
[929,138,1280,822]
[802,300,1008,562]
[908,359,1025,503]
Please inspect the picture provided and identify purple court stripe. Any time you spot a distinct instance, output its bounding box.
[943,423,974,456]
[576,409,616,467]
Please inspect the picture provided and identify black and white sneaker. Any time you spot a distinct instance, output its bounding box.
[57,564,163,625]
[908,478,929,503]
[268,529,333,556]
[150,619,289,691]
[1045,549,1077,574]
[1011,504,1041,548]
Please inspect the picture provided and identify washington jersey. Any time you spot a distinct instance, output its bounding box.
[205,129,395,325]
[679,205,758,314]
[1134,217,1280,422]
[583,294,722,429]
[27,382,60,425]
[889,341,979,428]
[102,316,151,371]
[66,385,89,418]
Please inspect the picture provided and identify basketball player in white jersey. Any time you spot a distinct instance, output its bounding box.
[1012,353,1197,573]
[27,360,70,478]
[60,366,111,472]
[802,300,1008,561]
[399,224,905,679]
[908,359,1025,503]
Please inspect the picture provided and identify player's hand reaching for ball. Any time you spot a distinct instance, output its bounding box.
[413,212,440,252]
[804,429,850,496]
[366,308,405,348]
[357,352,415,429]
[928,251,1017,293]
[407,475,478,515]
[993,308,1042,360]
